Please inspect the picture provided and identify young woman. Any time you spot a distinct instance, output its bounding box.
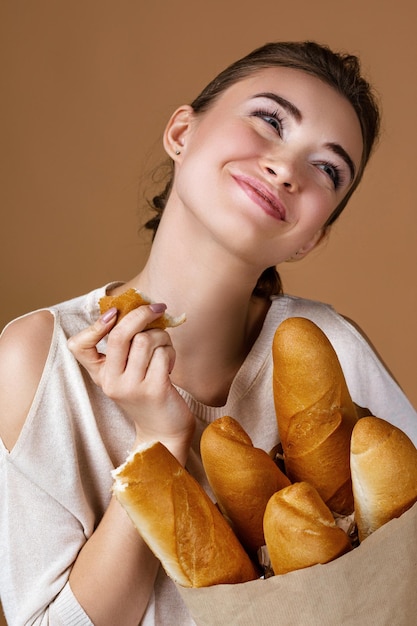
[1,41,416,626]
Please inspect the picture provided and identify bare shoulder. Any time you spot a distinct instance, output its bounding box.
[0,310,55,451]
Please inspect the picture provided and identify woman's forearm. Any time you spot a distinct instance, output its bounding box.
[69,495,159,626]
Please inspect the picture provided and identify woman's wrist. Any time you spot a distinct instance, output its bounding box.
[132,428,194,466]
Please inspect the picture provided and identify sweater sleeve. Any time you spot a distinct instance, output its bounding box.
[0,453,94,625]
[49,583,93,625]
[332,315,416,431]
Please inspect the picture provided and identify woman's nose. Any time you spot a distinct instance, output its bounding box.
[262,153,300,191]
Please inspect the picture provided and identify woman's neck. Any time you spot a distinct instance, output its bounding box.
[119,204,271,405]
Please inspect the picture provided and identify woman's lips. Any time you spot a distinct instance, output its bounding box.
[233,175,287,221]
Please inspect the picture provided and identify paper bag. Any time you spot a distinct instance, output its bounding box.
[177,502,417,625]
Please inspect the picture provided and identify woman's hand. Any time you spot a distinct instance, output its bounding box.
[67,304,195,463]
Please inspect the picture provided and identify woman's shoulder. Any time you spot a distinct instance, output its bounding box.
[0,310,55,452]
[268,293,374,358]
[271,292,335,314]
[268,293,403,395]
[0,283,116,453]
[269,293,345,330]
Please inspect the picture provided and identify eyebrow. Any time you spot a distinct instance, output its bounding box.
[253,92,302,122]
[253,92,356,183]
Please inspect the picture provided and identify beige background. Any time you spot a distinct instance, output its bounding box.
[0,1,416,622]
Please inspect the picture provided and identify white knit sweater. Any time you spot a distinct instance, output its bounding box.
[1,284,416,625]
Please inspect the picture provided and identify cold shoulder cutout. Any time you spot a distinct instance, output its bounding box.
[0,310,55,452]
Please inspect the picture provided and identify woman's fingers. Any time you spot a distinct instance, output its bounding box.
[67,301,193,459]
[67,307,118,383]
[103,305,170,381]
[143,343,176,382]
[102,328,174,399]
[127,331,174,375]
[67,303,170,386]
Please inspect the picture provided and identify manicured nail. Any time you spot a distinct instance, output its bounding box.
[99,307,118,324]
[149,302,167,314]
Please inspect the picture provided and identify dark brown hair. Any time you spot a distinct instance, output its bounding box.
[145,41,381,297]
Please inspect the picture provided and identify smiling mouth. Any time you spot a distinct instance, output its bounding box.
[233,175,286,221]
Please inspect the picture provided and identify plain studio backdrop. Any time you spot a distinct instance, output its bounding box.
[0,1,416,621]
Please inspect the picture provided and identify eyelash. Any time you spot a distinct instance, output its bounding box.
[316,161,344,190]
[252,108,285,135]
[252,108,345,190]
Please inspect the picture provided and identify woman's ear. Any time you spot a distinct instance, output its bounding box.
[163,105,195,160]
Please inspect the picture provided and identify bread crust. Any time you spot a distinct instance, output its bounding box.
[351,416,417,541]
[112,441,258,587]
[263,481,352,575]
[99,288,186,329]
[272,317,358,514]
[201,416,290,554]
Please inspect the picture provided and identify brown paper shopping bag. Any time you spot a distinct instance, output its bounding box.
[177,502,417,625]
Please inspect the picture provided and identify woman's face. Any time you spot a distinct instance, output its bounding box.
[167,66,363,268]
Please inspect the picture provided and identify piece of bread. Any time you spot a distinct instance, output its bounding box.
[272,317,359,515]
[112,441,258,587]
[263,481,352,575]
[350,416,417,542]
[99,287,186,329]
[200,416,291,554]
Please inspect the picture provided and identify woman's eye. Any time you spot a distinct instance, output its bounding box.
[252,109,283,135]
[317,162,342,189]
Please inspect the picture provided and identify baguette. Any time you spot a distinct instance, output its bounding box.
[350,416,417,542]
[263,481,352,575]
[112,441,258,587]
[272,317,359,515]
[200,416,290,554]
[99,287,186,329]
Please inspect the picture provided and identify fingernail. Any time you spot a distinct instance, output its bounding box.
[99,307,118,324]
[149,302,167,314]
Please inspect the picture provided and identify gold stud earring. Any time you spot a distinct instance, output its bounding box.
[175,149,181,155]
